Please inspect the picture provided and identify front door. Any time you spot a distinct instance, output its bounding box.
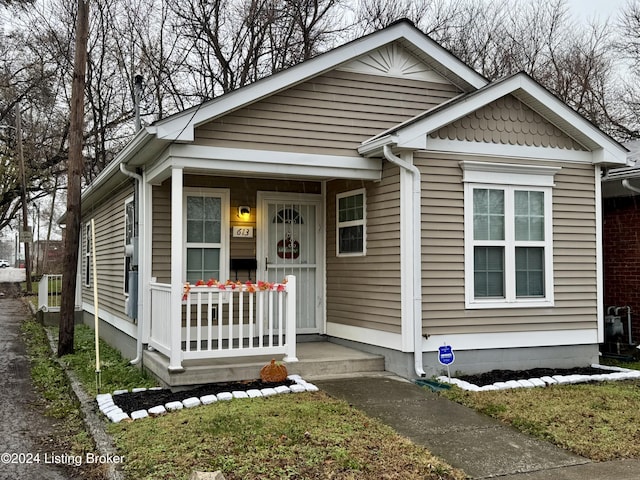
[258,192,323,333]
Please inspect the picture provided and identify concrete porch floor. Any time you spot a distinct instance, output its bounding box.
[143,341,386,388]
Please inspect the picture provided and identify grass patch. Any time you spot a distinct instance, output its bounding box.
[57,324,157,396]
[56,324,464,480]
[109,392,465,480]
[441,378,640,461]
[21,319,102,477]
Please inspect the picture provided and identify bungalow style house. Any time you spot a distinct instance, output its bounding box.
[78,20,628,386]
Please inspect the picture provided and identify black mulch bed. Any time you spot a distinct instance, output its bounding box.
[112,379,296,414]
[456,366,608,387]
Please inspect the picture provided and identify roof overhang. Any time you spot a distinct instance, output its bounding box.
[359,72,629,166]
[78,126,169,214]
[146,145,382,185]
[152,20,488,143]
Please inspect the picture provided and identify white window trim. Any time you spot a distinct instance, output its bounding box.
[123,196,134,296]
[84,222,91,288]
[461,161,559,309]
[182,188,230,283]
[336,188,367,257]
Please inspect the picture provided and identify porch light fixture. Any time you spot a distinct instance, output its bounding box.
[238,206,251,221]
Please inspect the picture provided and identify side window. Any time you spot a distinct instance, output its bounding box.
[84,223,91,287]
[336,189,366,256]
[184,189,229,284]
[124,198,135,294]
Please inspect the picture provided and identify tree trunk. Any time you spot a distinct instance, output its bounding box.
[58,0,90,357]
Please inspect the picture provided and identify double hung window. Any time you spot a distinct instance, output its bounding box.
[462,161,558,309]
[184,189,229,284]
[336,189,366,256]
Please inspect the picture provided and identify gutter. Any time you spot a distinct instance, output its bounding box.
[382,145,426,377]
[119,163,144,365]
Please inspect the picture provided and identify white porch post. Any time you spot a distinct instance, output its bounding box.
[283,274,298,362]
[168,167,185,372]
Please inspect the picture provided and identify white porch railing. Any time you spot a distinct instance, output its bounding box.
[38,274,63,311]
[148,275,297,370]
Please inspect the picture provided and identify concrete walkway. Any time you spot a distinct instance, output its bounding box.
[316,375,640,480]
[0,292,72,480]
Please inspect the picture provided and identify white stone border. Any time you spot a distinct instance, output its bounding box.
[436,364,640,392]
[96,375,319,423]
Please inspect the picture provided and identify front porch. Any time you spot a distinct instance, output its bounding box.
[143,341,386,387]
[145,274,385,386]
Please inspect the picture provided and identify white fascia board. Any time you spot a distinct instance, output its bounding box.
[154,23,486,142]
[395,74,627,165]
[422,329,598,352]
[146,145,382,184]
[427,138,596,163]
[358,134,397,157]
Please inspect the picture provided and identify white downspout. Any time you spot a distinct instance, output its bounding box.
[622,179,640,195]
[119,163,144,365]
[383,145,426,377]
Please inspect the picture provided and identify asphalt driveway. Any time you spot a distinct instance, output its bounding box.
[0,285,72,480]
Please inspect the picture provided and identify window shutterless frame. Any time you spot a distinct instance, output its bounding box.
[182,188,230,284]
[123,196,134,295]
[460,161,559,309]
[84,222,91,287]
[336,188,366,257]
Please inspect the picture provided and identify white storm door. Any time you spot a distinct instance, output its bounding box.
[258,192,323,333]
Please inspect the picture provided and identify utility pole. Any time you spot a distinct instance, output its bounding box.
[59,0,90,357]
[15,103,32,293]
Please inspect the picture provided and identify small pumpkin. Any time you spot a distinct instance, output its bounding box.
[260,359,288,383]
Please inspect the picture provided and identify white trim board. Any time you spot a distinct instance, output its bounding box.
[426,138,598,164]
[423,329,598,352]
[326,322,405,351]
[146,145,382,185]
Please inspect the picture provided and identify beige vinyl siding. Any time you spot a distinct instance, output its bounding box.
[418,152,597,335]
[195,69,461,157]
[151,176,321,283]
[430,94,587,150]
[82,183,134,319]
[326,162,402,333]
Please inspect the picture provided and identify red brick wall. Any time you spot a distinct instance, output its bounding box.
[603,196,640,343]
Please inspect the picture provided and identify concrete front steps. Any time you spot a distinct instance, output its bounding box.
[143,341,386,388]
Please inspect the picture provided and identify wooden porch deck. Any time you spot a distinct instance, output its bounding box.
[143,340,386,387]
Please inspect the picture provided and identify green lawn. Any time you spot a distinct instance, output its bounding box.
[37,323,465,480]
[441,364,640,461]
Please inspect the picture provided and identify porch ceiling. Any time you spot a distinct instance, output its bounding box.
[145,144,382,185]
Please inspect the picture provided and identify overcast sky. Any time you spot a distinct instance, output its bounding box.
[566,0,629,24]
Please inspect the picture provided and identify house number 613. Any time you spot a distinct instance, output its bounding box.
[233,226,254,238]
